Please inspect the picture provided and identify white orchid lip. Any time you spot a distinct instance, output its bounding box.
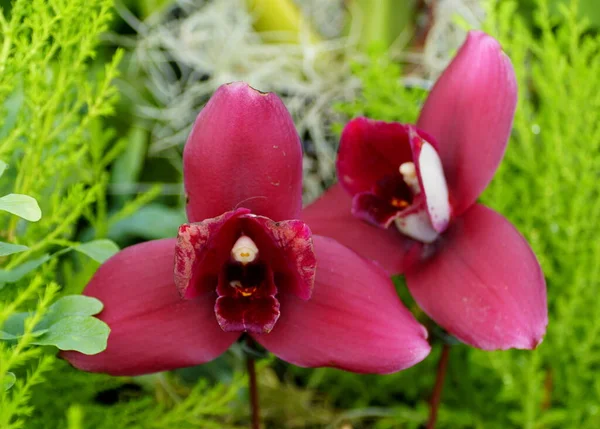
[231,235,259,264]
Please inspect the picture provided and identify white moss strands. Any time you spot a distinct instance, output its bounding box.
[120,0,484,201]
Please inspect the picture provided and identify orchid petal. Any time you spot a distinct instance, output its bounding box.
[337,118,413,196]
[417,31,517,216]
[254,235,431,373]
[302,184,418,275]
[184,82,303,222]
[405,204,547,350]
[62,239,239,376]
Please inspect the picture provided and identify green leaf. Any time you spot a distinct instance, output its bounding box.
[0,296,103,342]
[0,312,48,340]
[108,204,187,240]
[0,160,7,178]
[0,193,42,221]
[41,295,103,328]
[0,330,17,340]
[0,254,50,284]
[0,312,30,339]
[111,126,148,186]
[73,239,119,263]
[2,372,16,391]
[32,316,110,355]
[0,241,29,256]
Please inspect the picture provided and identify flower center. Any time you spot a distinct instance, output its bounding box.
[226,259,265,298]
[174,210,316,335]
[351,131,451,244]
[215,233,280,334]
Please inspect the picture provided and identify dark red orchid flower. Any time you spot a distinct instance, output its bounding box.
[303,31,548,350]
[63,82,431,376]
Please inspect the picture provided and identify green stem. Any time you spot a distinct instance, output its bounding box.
[246,340,261,429]
[352,0,416,51]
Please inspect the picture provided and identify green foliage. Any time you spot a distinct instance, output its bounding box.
[2,295,109,354]
[0,0,125,426]
[72,240,120,264]
[22,363,249,429]
[474,0,600,427]
[2,0,599,427]
[0,194,41,222]
[334,46,427,129]
[0,242,28,257]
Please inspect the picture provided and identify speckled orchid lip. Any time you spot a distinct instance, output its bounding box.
[174,208,315,334]
[63,82,431,376]
[303,31,548,352]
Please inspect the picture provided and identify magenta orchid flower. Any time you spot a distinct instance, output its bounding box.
[303,31,548,350]
[63,82,431,376]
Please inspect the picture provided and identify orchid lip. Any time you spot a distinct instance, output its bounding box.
[348,125,451,244]
[174,208,317,334]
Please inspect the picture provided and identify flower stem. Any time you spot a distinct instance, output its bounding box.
[426,343,451,429]
[246,339,261,429]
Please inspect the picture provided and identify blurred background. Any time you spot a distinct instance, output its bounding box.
[1,0,600,428]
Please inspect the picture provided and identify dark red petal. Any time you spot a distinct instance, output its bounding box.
[184,82,303,222]
[215,295,280,334]
[240,216,316,300]
[175,209,250,299]
[253,236,431,374]
[215,261,280,333]
[337,118,413,196]
[62,239,238,376]
[417,31,517,216]
[406,204,548,350]
[302,184,418,275]
[352,192,402,228]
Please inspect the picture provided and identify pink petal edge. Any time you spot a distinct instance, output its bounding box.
[417,31,517,217]
[254,235,431,374]
[62,239,239,376]
[405,204,548,350]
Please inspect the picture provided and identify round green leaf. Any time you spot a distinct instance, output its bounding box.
[0,241,29,257]
[0,254,50,284]
[73,239,120,263]
[32,316,110,355]
[41,295,104,328]
[2,372,16,391]
[0,193,42,221]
